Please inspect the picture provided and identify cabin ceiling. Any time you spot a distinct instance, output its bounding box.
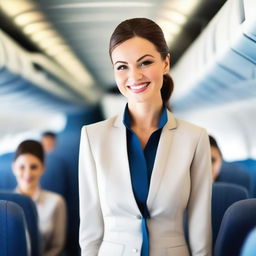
[0,0,227,94]
[1,0,256,160]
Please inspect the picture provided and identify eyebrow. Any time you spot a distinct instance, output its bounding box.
[114,54,154,65]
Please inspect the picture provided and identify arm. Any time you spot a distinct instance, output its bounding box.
[188,129,212,256]
[79,126,104,256]
[44,196,67,256]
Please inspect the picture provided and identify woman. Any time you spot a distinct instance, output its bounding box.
[79,18,212,256]
[12,140,66,256]
[209,135,223,181]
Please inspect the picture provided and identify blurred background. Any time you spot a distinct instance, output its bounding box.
[1,0,256,255]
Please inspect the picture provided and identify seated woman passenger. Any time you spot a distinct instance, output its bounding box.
[209,135,223,181]
[12,140,67,256]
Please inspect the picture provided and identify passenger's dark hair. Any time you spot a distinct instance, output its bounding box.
[14,140,44,164]
[209,135,222,158]
[42,131,56,139]
[109,18,174,105]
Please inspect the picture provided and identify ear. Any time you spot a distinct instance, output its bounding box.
[163,54,170,74]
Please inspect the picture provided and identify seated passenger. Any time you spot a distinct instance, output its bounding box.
[41,131,57,154]
[209,135,223,181]
[12,140,66,256]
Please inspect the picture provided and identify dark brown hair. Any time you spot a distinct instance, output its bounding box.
[109,18,174,105]
[209,135,222,158]
[14,140,44,164]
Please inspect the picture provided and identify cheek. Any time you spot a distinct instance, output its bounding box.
[14,169,22,178]
[147,68,163,84]
[114,74,127,95]
[114,72,125,86]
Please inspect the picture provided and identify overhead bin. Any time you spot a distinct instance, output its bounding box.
[0,29,100,112]
[171,0,256,112]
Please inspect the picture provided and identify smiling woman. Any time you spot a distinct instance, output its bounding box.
[109,18,174,108]
[13,140,67,256]
[111,37,169,106]
[79,18,212,256]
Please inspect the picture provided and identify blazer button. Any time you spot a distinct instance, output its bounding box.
[132,248,138,253]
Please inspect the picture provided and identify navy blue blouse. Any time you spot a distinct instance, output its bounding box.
[123,105,168,256]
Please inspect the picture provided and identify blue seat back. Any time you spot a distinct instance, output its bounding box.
[241,227,256,256]
[0,153,16,190]
[212,182,249,248]
[218,164,253,196]
[40,152,69,199]
[230,159,256,197]
[0,200,30,256]
[214,198,256,256]
[0,191,41,256]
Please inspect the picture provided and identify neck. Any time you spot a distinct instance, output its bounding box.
[128,100,163,130]
[18,186,38,198]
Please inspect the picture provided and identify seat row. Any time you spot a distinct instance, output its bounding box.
[1,183,256,256]
[212,183,256,256]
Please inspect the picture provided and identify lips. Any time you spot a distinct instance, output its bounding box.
[127,82,150,93]
[25,178,33,183]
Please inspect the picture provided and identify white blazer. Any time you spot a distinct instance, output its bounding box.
[79,110,212,256]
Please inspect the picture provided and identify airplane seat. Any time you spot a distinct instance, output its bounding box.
[231,159,256,198]
[40,151,70,199]
[212,182,249,248]
[54,134,81,256]
[0,200,30,256]
[40,150,76,255]
[217,163,253,196]
[214,198,256,256]
[240,227,256,256]
[0,152,16,190]
[0,191,41,256]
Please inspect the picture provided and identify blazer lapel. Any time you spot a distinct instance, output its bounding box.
[113,114,141,215]
[147,111,177,210]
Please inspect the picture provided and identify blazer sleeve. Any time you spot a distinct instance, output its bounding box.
[79,126,104,256]
[187,128,212,256]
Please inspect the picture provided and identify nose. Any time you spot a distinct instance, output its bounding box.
[23,168,33,179]
[128,67,143,83]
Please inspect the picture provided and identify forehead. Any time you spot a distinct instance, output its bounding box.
[111,36,159,62]
[15,154,41,163]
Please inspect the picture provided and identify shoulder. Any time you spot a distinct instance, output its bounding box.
[40,190,66,208]
[167,110,206,134]
[168,112,208,145]
[176,118,206,135]
[81,115,118,136]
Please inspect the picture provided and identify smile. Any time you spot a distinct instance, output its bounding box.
[127,82,150,93]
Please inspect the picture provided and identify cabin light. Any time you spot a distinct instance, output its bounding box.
[23,22,50,34]
[31,29,59,42]
[158,19,182,35]
[38,37,66,49]
[164,33,175,46]
[14,11,44,26]
[157,19,182,47]
[0,0,35,17]
[45,45,71,56]
[162,9,187,25]
[48,1,153,9]
[164,0,201,15]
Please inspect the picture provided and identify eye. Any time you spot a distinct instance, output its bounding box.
[19,164,25,170]
[140,60,153,67]
[117,65,127,71]
[30,164,39,170]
